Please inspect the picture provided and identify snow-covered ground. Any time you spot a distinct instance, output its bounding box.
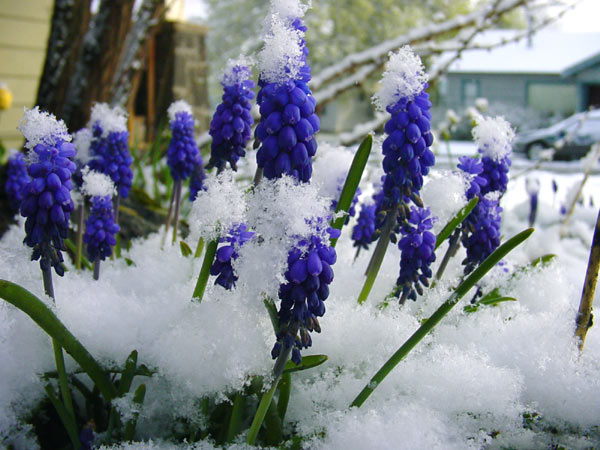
[1,143,599,449]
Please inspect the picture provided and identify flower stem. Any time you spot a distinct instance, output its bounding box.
[75,204,84,271]
[253,167,263,187]
[357,209,397,305]
[41,267,77,441]
[434,229,461,282]
[113,196,121,259]
[93,256,100,281]
[162,184,176,248]
[192,239,218,302]
[350,228,533,408]
[246,345,291,445]
[172,181,182,245]
[575,207,600,351]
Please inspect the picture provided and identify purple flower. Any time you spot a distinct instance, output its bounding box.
[4,152,30,211]
[88,123,133,198]
[396,206,436,302]
[188,162,206,202]
[457,156,487,199]
[208,63,254,172]
[272,226,339,365]
[461,195,502,273]
[210,223,254,289]
[83,195,119,261]
[352,188,384,250]
[20,141,76,276]
[166,105,202,181]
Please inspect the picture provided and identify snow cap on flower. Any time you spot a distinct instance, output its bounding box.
[73,128,93,164]
[17,106,71,150]
[167,99,193,122]
[526,177,540,196]
[374,46,428,110]
[268,0,309,22]
[222,56,254,86]
[421,171,468,233]
[89,103,127,137]
[189,170,247,240]
[81,167,116,198]
[472,116,514,161]
[259,13,304,84]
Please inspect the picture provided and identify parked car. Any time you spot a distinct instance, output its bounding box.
[513,110,600,160]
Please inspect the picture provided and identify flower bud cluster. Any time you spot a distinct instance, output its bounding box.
[88,124,133,199]
[272,226,339,365]
[5,152,30,211]
[210,224,254,290]
[208,63,254,172]
[396,206,436,302]
[352,189,384,250]
[166,107,202,182]
[83,195,119,261]
[20,141,76,276]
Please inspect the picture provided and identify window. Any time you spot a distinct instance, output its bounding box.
[461,79,480,106]
[527,83,577,115]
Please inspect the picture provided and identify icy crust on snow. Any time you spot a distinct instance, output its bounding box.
[89,103,128,137]
[221,56,254,86]
[189,171,247,240]
[167,100,193,123]
[81,167,116,198]
[421,171,469,234]
[373,46,428,110]
[472,115,515,161]
[258,14,304,84]
[17,106,71,149]
[73,128,93,164]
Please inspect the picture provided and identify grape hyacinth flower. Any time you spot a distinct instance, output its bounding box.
[526,177,540,228]
[17,107,76,279]
[4,150,30,211]
[164,100,202,243]
[461,194,502,274]
[375,47,435,214]
[352,188,384,251]
[272,223,340,365]
[357,47,436,306]
[396,206,436,303]
[254,6,319,183]
[81,169,119,280]
[87,103,132,201]
[207,59,254,172]
[210,223,254,289]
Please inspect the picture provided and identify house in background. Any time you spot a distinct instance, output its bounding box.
[439,30,600,120]
[0,0,209,149]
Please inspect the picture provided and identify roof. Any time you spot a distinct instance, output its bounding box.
[447,29,600,75]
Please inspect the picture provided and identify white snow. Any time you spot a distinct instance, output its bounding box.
[421,171,469,233]
[373,46,428,110]
[17,106,71,150]
[80,167,116,198]
[73,128,93,164]
[221,56,254,87]
[167,100,193,123]
[258,13,304,84]
[268,0,309,22]
[89,103,128,137]
[472,115,515,161]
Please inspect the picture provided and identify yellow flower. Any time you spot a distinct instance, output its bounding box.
[0,83,13,110]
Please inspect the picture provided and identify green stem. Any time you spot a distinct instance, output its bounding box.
[93,257,100,281]
[277,372,291,422]
[192,239,218,302]
[65,238,92,271]
[253,167,263,187]
[123,383,146,441]
[44,384,80,449]
[350,228,533,408]
[434,229,461,282]
[357,209,397,305]
[225,392,246,442]
[246,345,291,445]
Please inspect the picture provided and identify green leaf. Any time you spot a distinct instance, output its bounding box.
[283,354,328,374]
[531,253,556,268]
[330,135,373,247]
[123,383,146,441]
[479,295,516,306]
[192,239,218,303]
[0,280,117,403]
[435,197,478,250]
[179,241,193,257]
[64,238,92,270]
[277,372,291,423]
[118,350,138,396]
[350,228,534,408]
[124,257,136,267]
[44,384,80,449]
